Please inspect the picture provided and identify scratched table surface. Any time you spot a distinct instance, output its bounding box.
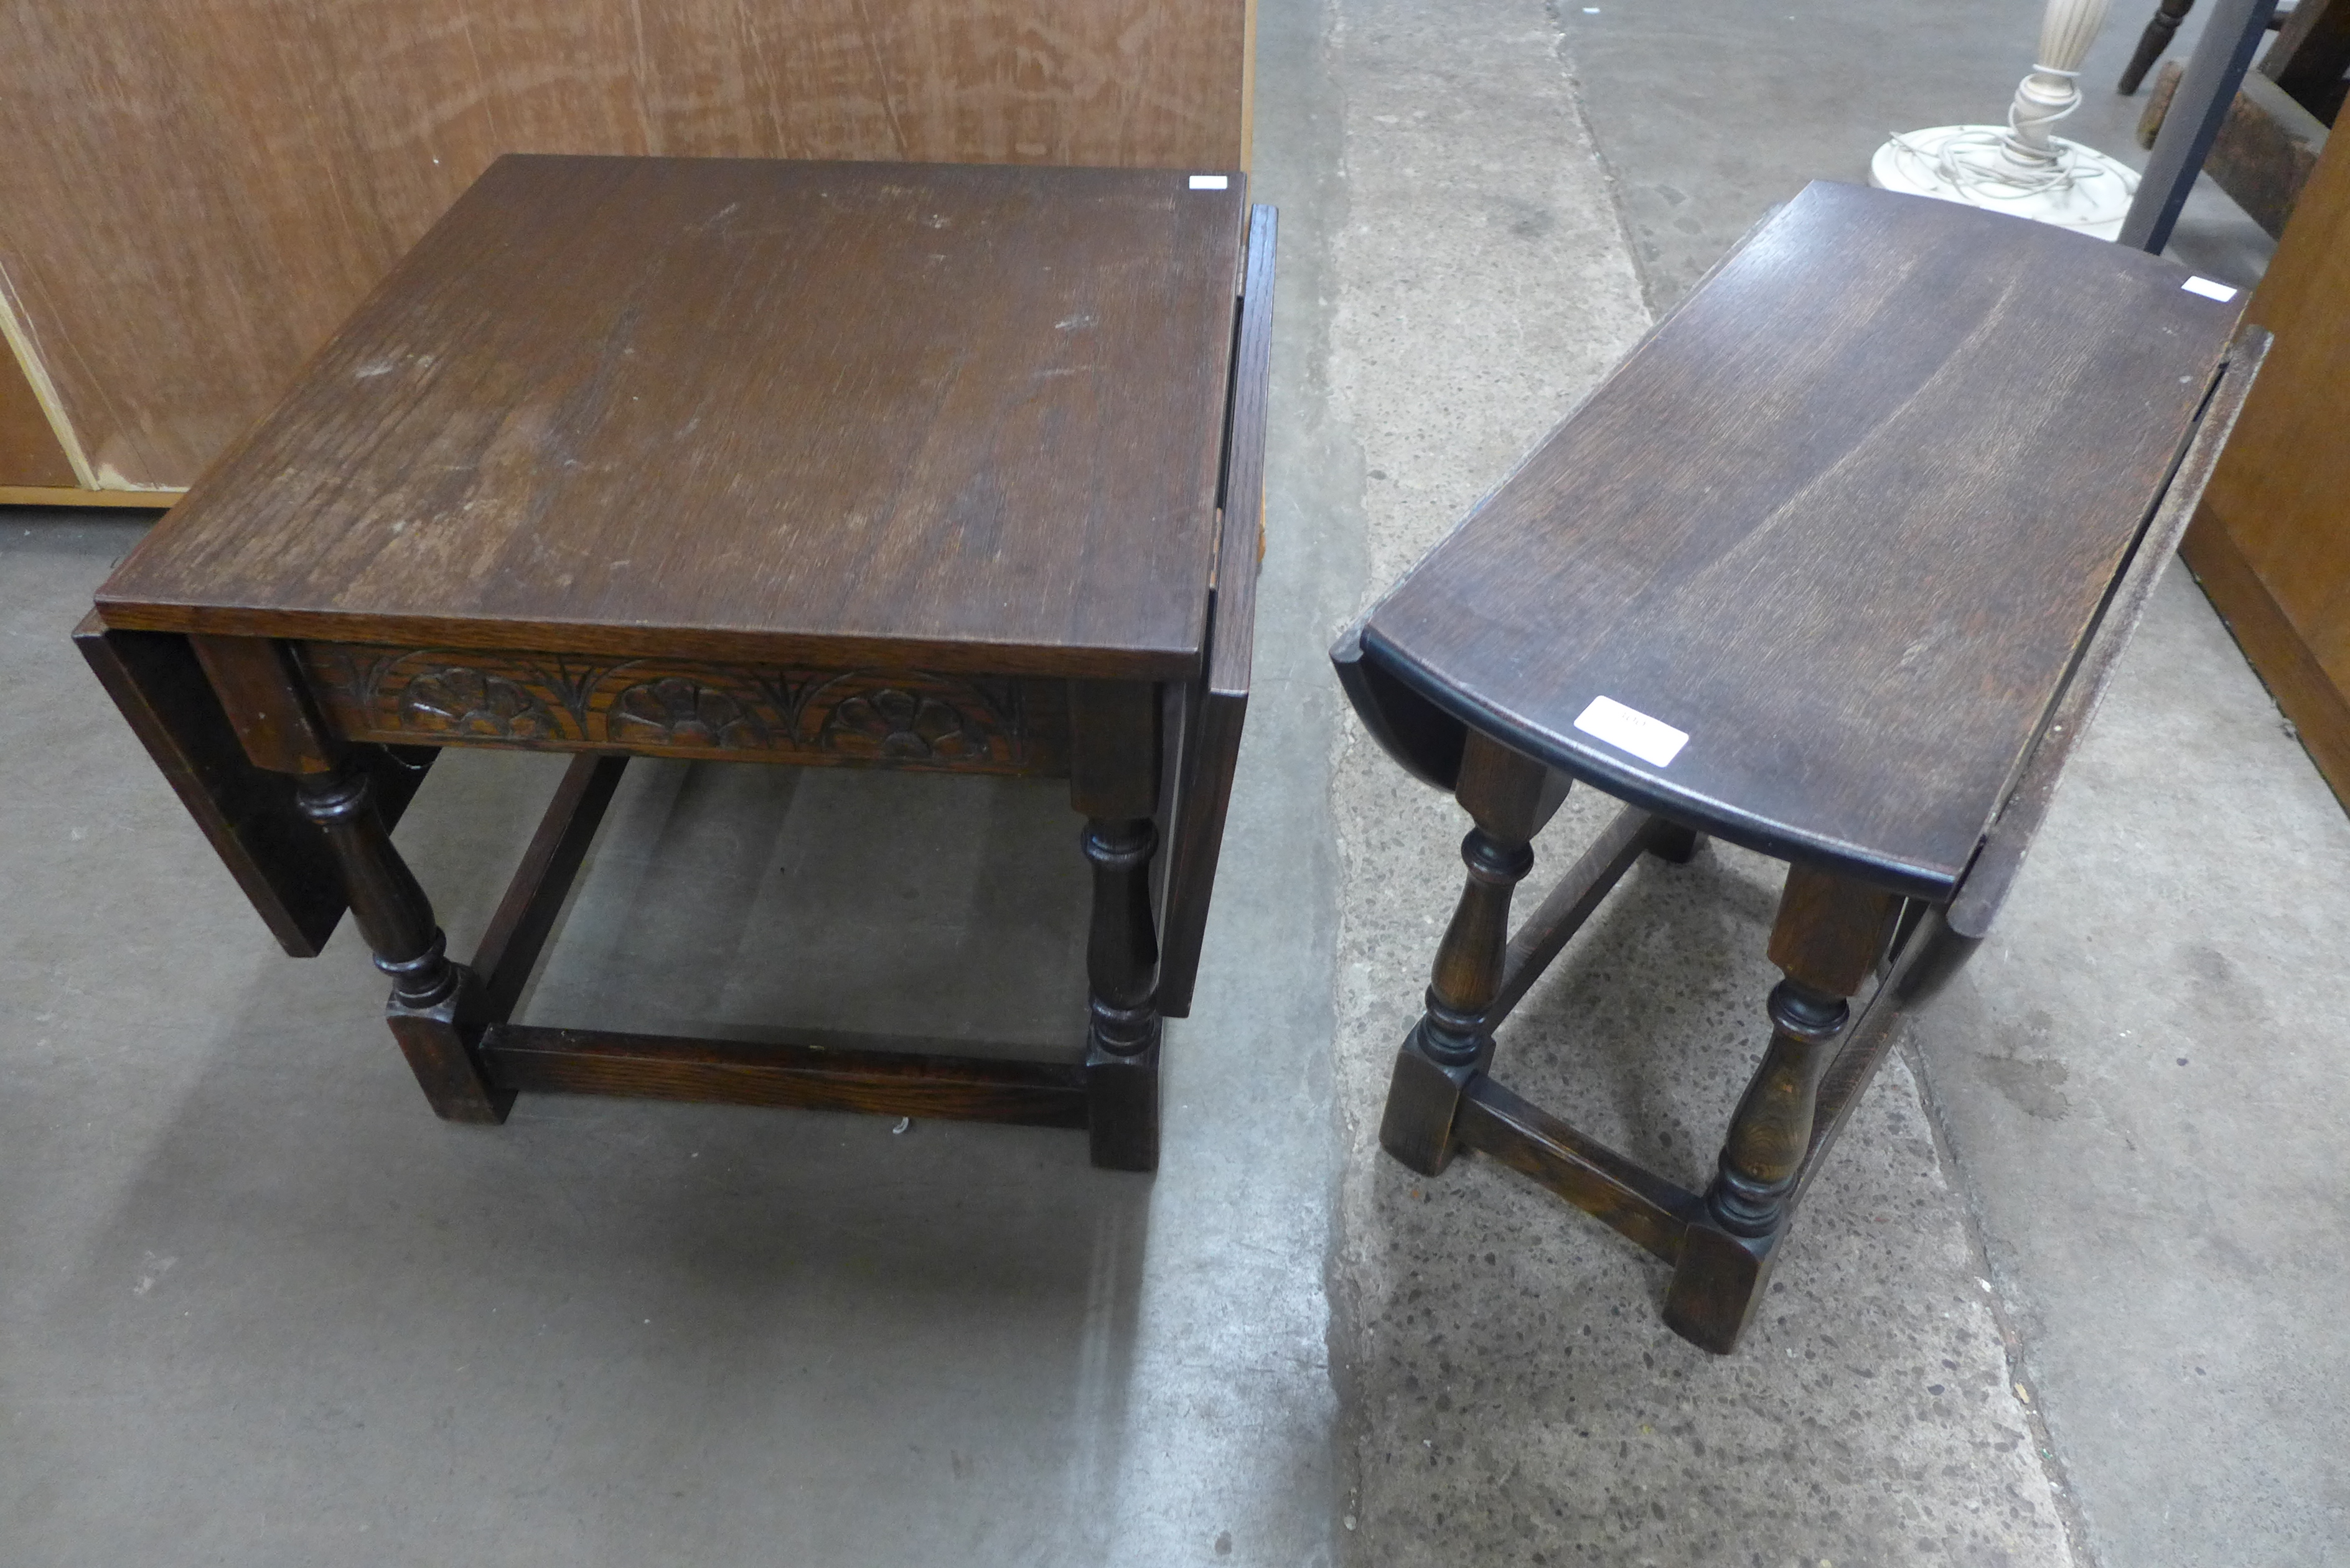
[1356,183,2241,895]
[96,155,1250,681]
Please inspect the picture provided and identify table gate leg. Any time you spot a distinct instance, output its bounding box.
[297,765,510,1124]
[1380,731,1555,1176]
[1665,863,1900,1351]
[1070,681,1164,1172]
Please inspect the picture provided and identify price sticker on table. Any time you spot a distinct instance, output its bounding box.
[1573,695,1689,767]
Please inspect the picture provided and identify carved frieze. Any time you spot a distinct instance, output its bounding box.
[297,643,1067,776]
[608,676,769,750]
[400,666,562,741]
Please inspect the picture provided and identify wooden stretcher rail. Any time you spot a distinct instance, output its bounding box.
[1455,1076,1703,1263]
[479,1024,1092,1127]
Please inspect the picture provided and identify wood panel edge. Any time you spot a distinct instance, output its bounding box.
[0,276,99,490]
[1,485,182,508]
[1240,0,1260,172]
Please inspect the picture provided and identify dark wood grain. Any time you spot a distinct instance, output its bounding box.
[1157,203,1277,1018]
[1662,1225,1776,1357]
[1377,731,1554,1175]
[1766,864,1902,997]
[1355,182,2242,898]
[1455,1076,1701,1263]
[296,762,512,1123]
[96,157,1248,680]
[299,642,1071,776]
[1346,185,2259,1356]
[1951,329,2270,937]
[1330,625,1466,790]
[1796,906,1973,1206]
[75,617,432,956]
[83,155,1268,1167]
[1070,679,1165,1170]
[1418,732,1553,1065]
[189,636,340,776]
[1703,866,1901,1239]
[480,1024,1091,1127]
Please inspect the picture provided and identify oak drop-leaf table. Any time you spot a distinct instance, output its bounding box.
[82,156,1276,1174]
[1334,182,2263,1352]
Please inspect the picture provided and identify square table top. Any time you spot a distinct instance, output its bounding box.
[1357,182,2242,898]
[96,155,1250,680]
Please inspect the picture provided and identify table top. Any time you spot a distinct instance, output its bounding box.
[96,156,1250,679]
[1359,182,2242,897]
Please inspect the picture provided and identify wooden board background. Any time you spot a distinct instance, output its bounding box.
[2181,118,2350,810]
[0,327,75,490]
[0,0,1252,492]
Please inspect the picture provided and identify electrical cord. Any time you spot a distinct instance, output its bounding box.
[1883,67,2135,201]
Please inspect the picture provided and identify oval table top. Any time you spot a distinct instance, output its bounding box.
[1355,182,2242,897]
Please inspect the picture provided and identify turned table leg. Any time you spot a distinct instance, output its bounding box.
[1070,681,1164,1172]
[1380,731,1557,1175]
[1665,862,1901,1352]
[2119,0,2195,92]
[297,764,510,1124]
[190,633,510,1124]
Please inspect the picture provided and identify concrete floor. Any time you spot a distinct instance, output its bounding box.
[4,1,2344,1562]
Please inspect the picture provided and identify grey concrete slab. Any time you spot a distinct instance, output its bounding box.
[1317,1,2073,1562]
[1560,0,2277,310]
[1908,569,2350,1567]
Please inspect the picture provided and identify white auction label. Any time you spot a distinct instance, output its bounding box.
[1573,695,1688,767]
[2181,276,2237,302]
[1188,174,1230,190]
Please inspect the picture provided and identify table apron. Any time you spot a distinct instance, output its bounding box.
[296,640,1074,778]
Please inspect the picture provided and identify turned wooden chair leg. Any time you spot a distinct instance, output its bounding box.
[1379,730,1557,1176]
[297,764,512,1124]
[2119,0,2195,93]
[1070,681,1164,1172]
[1664,862,1900,1353]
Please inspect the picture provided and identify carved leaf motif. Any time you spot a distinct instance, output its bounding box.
[400,668,555,739]
[823,686,994,761]
[609,676,765,749]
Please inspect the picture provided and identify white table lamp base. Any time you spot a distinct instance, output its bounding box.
[1870,127,2138,241]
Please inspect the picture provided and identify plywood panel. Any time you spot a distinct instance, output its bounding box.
[2185,118,2350,806]
[0,1,1250,490]
[0,331,75,489]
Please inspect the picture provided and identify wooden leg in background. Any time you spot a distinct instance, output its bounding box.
[297,765,511,1124]
[1644,819,1705,864]
[1070,681,1164,1172]
[1379,731,1556,1175]
[2119,0,2195,93]
[1664,862,1900,1353]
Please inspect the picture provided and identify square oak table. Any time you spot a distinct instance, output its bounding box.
[81,155,1276,1172]
[1336,183,2263,1350]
